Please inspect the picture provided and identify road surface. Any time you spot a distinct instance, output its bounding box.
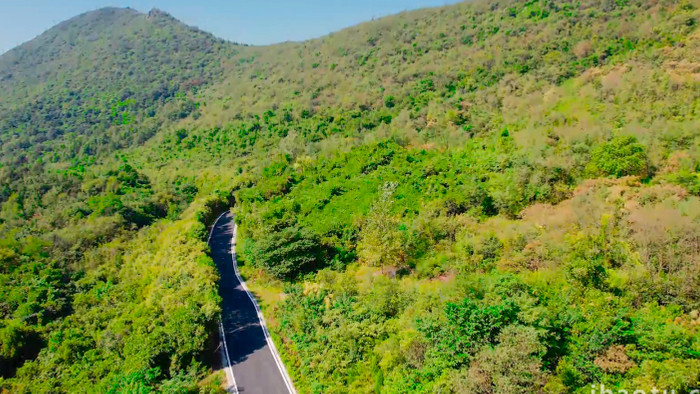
[209,212,296,394]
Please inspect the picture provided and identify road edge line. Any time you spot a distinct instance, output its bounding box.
[209,211,239,394]
[230,216,297,394]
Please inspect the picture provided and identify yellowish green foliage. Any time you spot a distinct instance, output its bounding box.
[1,0,699,391]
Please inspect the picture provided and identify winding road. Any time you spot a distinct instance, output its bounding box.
[209,212,296,394]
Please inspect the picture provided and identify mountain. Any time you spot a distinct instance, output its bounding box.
[0,7,231,185]
[1,0,699,392]
[0,7,232,391]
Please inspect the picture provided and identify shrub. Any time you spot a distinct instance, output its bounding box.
[245,225,324,280]
[357,182,408,270]
[589,136,649,178]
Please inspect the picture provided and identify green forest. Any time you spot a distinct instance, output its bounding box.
[0,0,699,392]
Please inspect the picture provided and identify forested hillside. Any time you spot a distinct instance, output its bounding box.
[0,7,232,202]
[0,7,233,392]
[1,0,699,392]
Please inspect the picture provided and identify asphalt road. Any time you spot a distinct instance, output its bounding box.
[209,212,295,394]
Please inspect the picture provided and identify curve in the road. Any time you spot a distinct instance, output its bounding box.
[209,212,296,394]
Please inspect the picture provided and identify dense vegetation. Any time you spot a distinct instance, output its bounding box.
[1,0,699,392]
[0,7,233,202]
[0,7,232,392]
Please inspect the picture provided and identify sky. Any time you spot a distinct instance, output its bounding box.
[0,0,462,54]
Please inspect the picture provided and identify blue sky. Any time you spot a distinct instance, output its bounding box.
[0,0,462,54]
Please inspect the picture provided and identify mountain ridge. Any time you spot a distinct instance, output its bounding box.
[0,5,232,184]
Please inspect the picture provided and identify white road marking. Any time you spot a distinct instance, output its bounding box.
[219,321,239,394]
[209,212,239,394]
[230,217,297,394]
[209,211,296,394]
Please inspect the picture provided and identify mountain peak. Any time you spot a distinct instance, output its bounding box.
[69,6,141,23]
[0,2,229,152]
[147,8,169,18]
[146,7,181,26]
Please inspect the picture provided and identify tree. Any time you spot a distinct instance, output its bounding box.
[452,326,548,393]
[246,225,324,280]
[420,298,519,369]
[356,182,407,271]
[589,136,649,178]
